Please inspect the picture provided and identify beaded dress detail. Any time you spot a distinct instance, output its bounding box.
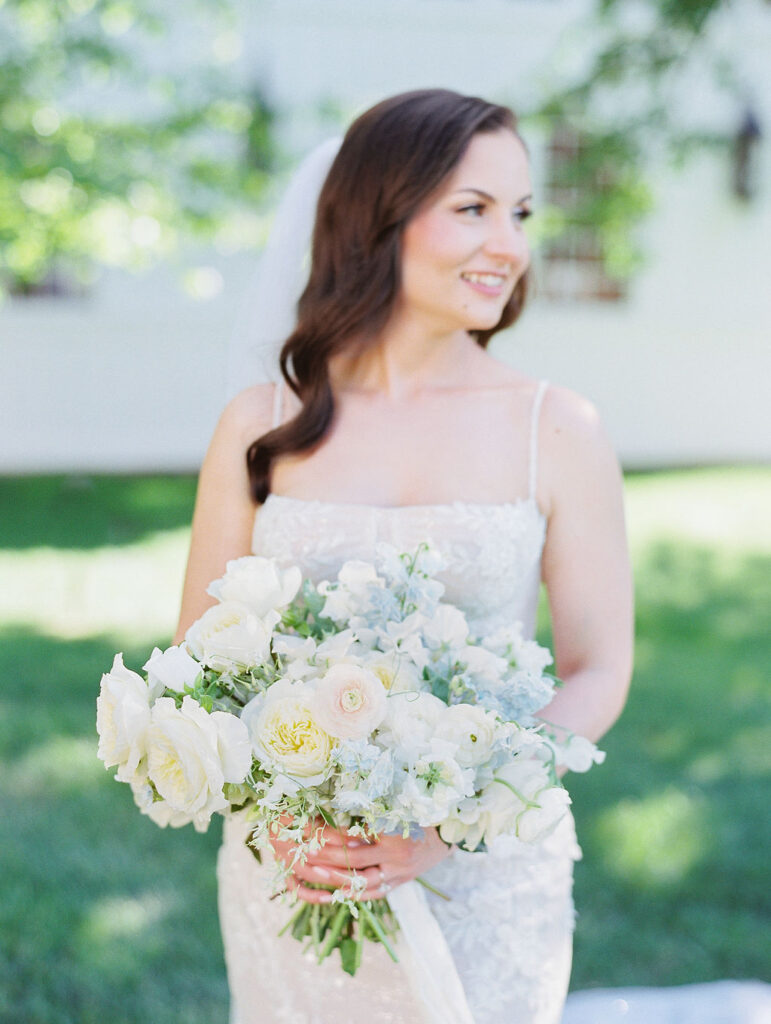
[216,379,581,1024]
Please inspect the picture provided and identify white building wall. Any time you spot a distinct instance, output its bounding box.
[2,0,769,473]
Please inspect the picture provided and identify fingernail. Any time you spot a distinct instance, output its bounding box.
[314,866,332,880]
[317,891,332,903]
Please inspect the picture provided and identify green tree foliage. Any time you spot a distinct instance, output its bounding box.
[0,0,274,295]
[528,0,745,282]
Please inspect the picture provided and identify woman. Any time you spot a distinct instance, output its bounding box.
[174,89,633,1024]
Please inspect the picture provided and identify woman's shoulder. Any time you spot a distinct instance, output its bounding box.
[538,382,621,514]
[540,382,604,440]
[216,382,279,445]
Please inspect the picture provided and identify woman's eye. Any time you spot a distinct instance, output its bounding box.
[514,208,533,222]
[457,204,485,216]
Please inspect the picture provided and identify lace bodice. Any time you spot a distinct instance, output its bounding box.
[252,494,546,639]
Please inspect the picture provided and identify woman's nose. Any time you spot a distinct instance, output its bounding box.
[485,215,529,265]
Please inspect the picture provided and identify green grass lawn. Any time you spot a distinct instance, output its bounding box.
[1,468,769,1023]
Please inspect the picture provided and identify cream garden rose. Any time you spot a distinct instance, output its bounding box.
[310,663,388,740]
[242,680,334,783]
[96,653,164,782]
[146,695,252,830]
[207,556,301,617]
[185,600,278,670]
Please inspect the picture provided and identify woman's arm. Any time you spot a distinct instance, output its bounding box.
[172,385,273,644]
[538,386,634,745]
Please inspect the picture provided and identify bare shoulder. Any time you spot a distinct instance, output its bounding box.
[538,384,622,515]
[541,383,605,442]
[216,383,278,447]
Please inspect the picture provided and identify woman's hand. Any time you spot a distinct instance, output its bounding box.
[270,820,451,904]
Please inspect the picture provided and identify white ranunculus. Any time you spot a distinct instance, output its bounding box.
[146,696,250,829]
[436,704,500,768]
[241,679,334,783]
[207,556,301,616]
[143,644,201,693]
[310,663,387,740]
[185,600,278,670]
[96,653,163,782]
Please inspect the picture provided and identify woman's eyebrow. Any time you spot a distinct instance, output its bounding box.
[453,187,533,205]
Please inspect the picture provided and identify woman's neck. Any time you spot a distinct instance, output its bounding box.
[329,311,477,399]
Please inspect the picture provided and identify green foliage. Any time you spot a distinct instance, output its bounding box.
[0,0,275,294]
[528,0,739,281]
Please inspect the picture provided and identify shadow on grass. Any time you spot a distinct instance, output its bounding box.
[560,540,771,990]
[0,476,197,551]
[0,629,228,1024]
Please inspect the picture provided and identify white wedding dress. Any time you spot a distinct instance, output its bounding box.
[217,379,582,1024]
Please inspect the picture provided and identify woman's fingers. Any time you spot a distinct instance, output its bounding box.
[301,843,383,869]
[288,862,398,902]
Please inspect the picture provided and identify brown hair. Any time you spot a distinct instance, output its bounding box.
[247,88,529,502]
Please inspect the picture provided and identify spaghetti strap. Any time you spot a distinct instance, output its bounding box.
[271,379,284,429]
[528,379,549,502]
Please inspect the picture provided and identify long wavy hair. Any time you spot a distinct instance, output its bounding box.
[247,88,529,502]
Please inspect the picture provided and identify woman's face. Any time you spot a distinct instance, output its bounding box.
[399,129,532,334]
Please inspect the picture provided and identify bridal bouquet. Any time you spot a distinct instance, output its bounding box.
[96,543,603,974]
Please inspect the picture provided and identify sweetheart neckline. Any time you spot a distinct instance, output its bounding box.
[261,492,547,522]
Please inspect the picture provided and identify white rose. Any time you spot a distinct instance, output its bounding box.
[96,653,163,782]
[146,696,251,828]
[143,645,201,693]
[310,663,388,740]
[130,777,196,830]
[185,600,278,670]
[241,679,334,783]
[207,556,301,616]
[436,704,500,767]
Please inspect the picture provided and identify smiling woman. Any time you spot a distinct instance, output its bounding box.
[173,88,633,1024]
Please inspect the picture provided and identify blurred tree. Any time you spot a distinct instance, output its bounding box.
[527,0,756,291]
[0,0,274,296]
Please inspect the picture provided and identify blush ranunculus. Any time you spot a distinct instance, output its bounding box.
[310,663,388,740]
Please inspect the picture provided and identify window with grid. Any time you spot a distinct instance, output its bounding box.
[538,126,627,303]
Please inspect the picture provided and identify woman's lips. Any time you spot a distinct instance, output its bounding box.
[460,271,508,297]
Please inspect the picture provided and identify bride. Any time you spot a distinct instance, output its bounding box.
[174,89,633,1024]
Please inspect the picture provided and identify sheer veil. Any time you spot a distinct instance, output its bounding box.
[226,136,343,399]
